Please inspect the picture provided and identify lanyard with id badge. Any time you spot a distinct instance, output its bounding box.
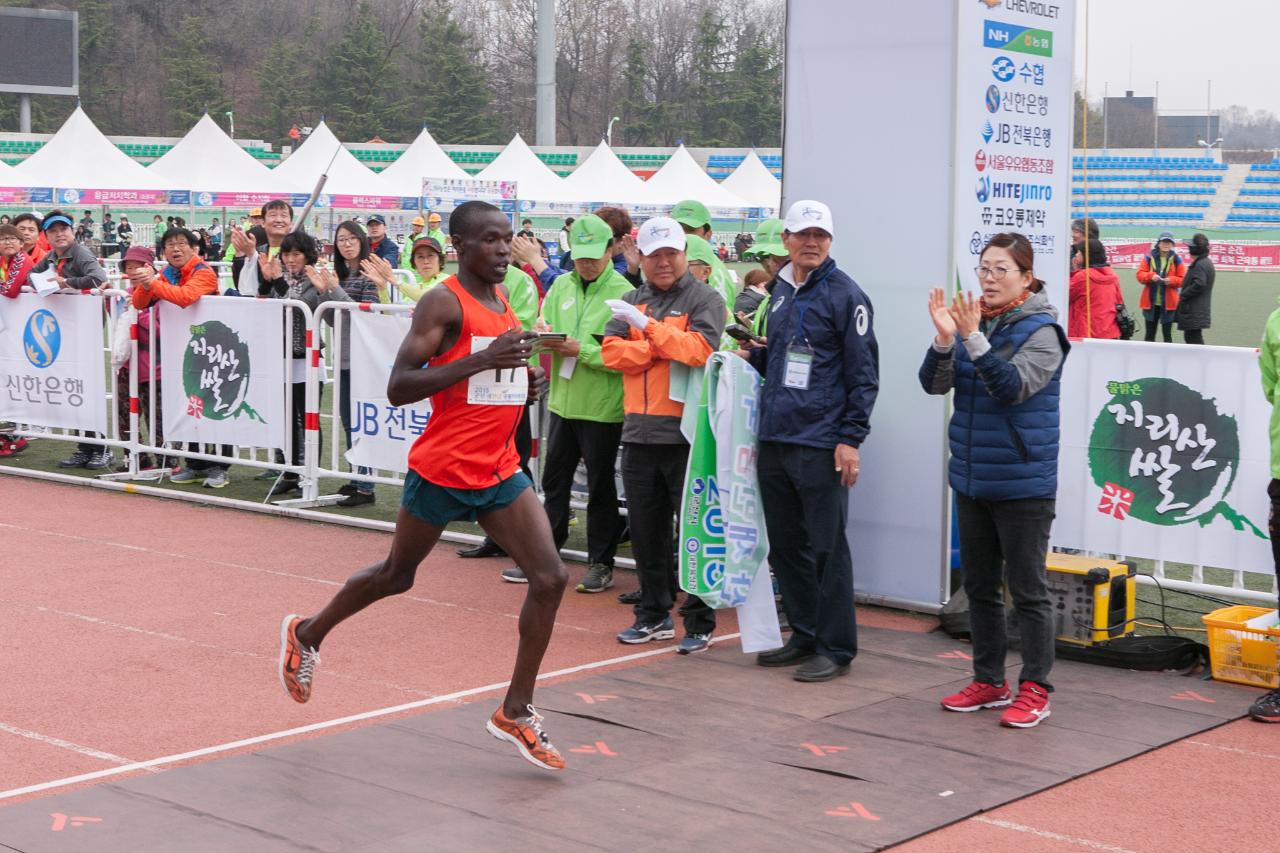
[784,296,815,390]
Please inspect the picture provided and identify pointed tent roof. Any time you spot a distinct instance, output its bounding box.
[11,106,180,191]
[720,150,781,211]
[561,140,662,206]
[641,144,747,210]
[270,120,401,198]
[476,134,586,203]
[378,126,469,194]
[148,113,291,195]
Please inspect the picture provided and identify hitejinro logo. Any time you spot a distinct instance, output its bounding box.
[1088,377,1264,537]
[182,321,265,423]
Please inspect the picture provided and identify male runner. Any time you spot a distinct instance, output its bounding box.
[277,201,571,771]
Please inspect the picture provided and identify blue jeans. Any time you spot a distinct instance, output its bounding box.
[955,492,1056,690]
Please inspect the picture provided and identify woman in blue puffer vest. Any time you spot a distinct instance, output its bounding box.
[918,232,1069,730]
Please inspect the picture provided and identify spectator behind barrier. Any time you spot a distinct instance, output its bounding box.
[1249,298,1280,722]
[0,223,34,299]
[260,230,352,500]
[1136,231,1185,343]
[1175,233,1214,345]
[1068,238,1122,339]
[12,213,46,265]
[232,199,293,293]
[920,231,1068,728]
[366,214,401,267]
[114,245,167,472]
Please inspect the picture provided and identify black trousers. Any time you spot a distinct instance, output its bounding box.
[1184,328,1205,345]
[955,492,1057,690]
[758,441,857,666]
[1144,306,1174,342]
[1270,479,1280,610]
[279,381,321,481]
[542,413,623,566]
[621,442,714,634]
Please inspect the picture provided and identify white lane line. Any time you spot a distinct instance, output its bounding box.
[0,632,741,802]
[0,520,603,635]
[0,723,136,767]
[972,817,1140,853]
[1185,739,1280,762]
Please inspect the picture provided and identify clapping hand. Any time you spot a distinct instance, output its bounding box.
[360,254,396,287]
[948,291,982,340]
[258,252,283,281]
[510,234,542,266]
[928,288,957,345]
[230,227,256,257]
[306,264,340,292]
[619,234,640,272]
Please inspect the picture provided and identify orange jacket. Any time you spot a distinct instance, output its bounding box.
[601,272,725,444]
[1135,250,1184,312]
[131,252,217,309]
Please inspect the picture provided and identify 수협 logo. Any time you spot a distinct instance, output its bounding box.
[23,309,61,368]
[975,150,987,171]
[984,19,1053,57]
[975,175,991,203]
[991,55,1016,82]
[981,121,995,143]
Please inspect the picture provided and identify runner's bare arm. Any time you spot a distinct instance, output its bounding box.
[387,287,537,406]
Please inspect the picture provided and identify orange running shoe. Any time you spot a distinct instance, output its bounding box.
[278,614,320,704]
[486,705,565,771]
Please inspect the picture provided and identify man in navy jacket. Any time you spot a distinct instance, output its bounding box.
[747,199,879,682]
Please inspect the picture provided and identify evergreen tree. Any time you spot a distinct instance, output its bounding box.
[76,0,124,133]
[318,2,405,141]
[686,7,735,146]
[721,26,782,147]
[255,38,312,144]
[618,38,654,147]
[408,6,499,143]
[163,16,230,134]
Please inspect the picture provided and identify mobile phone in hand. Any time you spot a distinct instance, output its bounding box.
[725,324,763,345]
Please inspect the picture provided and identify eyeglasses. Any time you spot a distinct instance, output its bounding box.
[335,237,360,245]
[974,265,1024,280]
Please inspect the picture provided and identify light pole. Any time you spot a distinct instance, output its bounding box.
[1197,137,1224,163]
[606,116,621,147]
[225,111,235,139]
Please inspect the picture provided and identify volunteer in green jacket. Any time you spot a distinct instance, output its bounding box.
[371,236,448,303]
[426,212,447,259]
[499,215,632,592]
[400,215,427,270]
[1250,297,1280,723]
[744,217,788,338]
[671,199,737,312]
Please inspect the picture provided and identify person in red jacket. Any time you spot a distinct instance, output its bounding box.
[1135,231,1184,343]
[12,213,47,266]
[1068,238,1123,339]
[0,224,34,298]
[0,223,35,457]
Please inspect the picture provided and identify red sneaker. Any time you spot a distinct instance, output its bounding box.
[0,436,27,457]
[941,680,1012,712]
[1000,681,1052,728]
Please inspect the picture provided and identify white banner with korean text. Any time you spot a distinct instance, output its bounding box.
[159,297,287,447]
[1053,339,1273,574]
[0,293,108,433]
[345,311,430,473]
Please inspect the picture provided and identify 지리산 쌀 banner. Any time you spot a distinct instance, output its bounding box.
[1053,339,1273,574]
[159,297,286,448]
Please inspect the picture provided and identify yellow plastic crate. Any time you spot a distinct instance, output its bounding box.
[1203,605,1280,689]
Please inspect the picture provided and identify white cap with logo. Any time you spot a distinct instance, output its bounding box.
[636,216,687,255]
[784,200,834,238]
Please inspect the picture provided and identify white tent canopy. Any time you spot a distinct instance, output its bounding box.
[641,144,747,210]
[720,150,781,212]
[149,113,292,195]
[270,120,401,199]
[476,134,587,204]
[379,126,469,194]
[11,106,180,191]
[561,140,663,206]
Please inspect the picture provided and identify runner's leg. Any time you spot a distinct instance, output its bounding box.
[480,487,569,717]
[295,506,445,649]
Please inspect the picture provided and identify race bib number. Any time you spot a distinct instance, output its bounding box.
[467,336,529,405]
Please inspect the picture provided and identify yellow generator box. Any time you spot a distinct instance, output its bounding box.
[1045,553,1137,646]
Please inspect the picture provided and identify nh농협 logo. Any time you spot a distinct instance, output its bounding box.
[23,309,61,368]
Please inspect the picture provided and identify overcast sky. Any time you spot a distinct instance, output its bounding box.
[1073,0,1280,116]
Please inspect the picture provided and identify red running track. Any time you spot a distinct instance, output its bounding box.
[0,477,746,801]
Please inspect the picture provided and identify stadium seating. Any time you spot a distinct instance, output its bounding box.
[1071,155,1228,171]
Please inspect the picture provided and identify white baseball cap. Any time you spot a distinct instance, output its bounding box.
[636,216,687,255]
[784,199,834,238]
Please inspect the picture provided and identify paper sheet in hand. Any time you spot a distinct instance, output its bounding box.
[28,267,60,296]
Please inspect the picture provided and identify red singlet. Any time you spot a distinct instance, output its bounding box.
[407,276,524,489]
